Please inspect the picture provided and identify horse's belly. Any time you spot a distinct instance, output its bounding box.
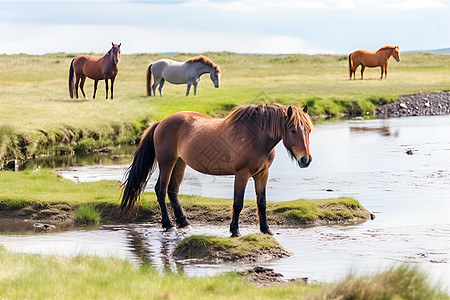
[182,145,235,176]
[162,66,187,84]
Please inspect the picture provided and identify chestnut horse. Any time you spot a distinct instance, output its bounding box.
[349,45,400,80]
[69,42,121,100]
[146,55,221,96]
[119,102,313,237]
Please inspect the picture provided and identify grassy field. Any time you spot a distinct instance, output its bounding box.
[1,52,449,165]
[0,246,447,299]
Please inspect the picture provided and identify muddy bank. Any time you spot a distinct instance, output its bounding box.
[0,203,74,233]
[239,266,308,286]
[0,197,372,233]
[375,91,450,118]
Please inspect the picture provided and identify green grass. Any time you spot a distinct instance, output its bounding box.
[0,169,370,226]
[1,52,449,165]
[0,246,447,299]
[0,168,120,206]
[73,204,101,225]
[175,233,284,259]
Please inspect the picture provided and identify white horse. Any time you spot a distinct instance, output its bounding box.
[146,56,221,96]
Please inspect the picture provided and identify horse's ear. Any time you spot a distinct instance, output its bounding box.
[118,43,121,48]
[287,106,293,118]
[112,42,114,47]
[303,105,308,113]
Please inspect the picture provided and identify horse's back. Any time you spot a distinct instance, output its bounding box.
[154,112,234,174]
[73,55,105,79]
[350,49,380,67]
[152,59,186,84]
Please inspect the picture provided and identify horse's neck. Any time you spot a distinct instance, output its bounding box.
[101,53,118,71]
[193,62,213,75]
[379,48,393,60]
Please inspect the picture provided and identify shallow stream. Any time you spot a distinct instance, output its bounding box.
[1,115,449,290]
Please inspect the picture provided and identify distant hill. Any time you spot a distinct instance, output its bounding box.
[405,48,450,54]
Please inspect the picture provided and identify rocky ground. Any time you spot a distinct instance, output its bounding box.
[375,91,450,118]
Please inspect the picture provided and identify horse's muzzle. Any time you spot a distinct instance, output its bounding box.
[396,58,400,62]
[298,156,312,168]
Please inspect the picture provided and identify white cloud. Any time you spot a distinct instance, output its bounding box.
[0,23,333,55]
[387,0,445,9]
[183,0,355,12]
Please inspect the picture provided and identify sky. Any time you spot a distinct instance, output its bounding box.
[0,0,449,55]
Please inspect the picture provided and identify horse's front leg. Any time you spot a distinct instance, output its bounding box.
[185,83,191,96]
[110,77,115,100]
[193,82,198,96]
[230,170,251,237]
[253,170,273,235]
[167,158,190,228]
[104,79,109,99]
[360,65,365,80]
[93,80,98,99]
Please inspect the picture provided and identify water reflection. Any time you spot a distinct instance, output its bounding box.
[349,125,399,137]
[21,144,135,170]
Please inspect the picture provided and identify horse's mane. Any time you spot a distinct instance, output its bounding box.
[224,102,313,139]
[377,45,395,51]
[186,55,220,72]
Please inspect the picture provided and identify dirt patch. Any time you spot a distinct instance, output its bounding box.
[0,203,74,232]
[375,91,450,118]
[239,266,308,287]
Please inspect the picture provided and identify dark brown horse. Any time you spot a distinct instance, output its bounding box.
[119,102,313,237]
[69,43,121,100]
[349,45,400,80]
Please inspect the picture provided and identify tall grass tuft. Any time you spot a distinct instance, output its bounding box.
[0,125,17,166]
[319,265,448,300]
[74,204,101,225]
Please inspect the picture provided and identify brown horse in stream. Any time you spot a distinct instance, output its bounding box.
[349,45,400,80]
[119,102,313,237]
[69,43,121,100]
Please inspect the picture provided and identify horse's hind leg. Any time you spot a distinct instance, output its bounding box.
[79,75,87,99]
[154,159,177,230]
[167,158,190,228]
[158,79,165,97]
[230,170,252,237]
[110,77,115,99]
[253,170,273,235]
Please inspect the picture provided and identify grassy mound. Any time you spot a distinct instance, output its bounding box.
[173,233,292,263]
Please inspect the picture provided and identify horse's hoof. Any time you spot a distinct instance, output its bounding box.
[262,229,274,236]
[164,227,177,232]
[230,231,241,238]
[176,219,191,228]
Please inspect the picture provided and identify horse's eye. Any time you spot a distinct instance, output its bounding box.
[290,130,296,135]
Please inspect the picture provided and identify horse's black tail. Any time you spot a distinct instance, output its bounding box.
[146,64,153,96]
[69,58,75,98]
[119,121,160,220]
